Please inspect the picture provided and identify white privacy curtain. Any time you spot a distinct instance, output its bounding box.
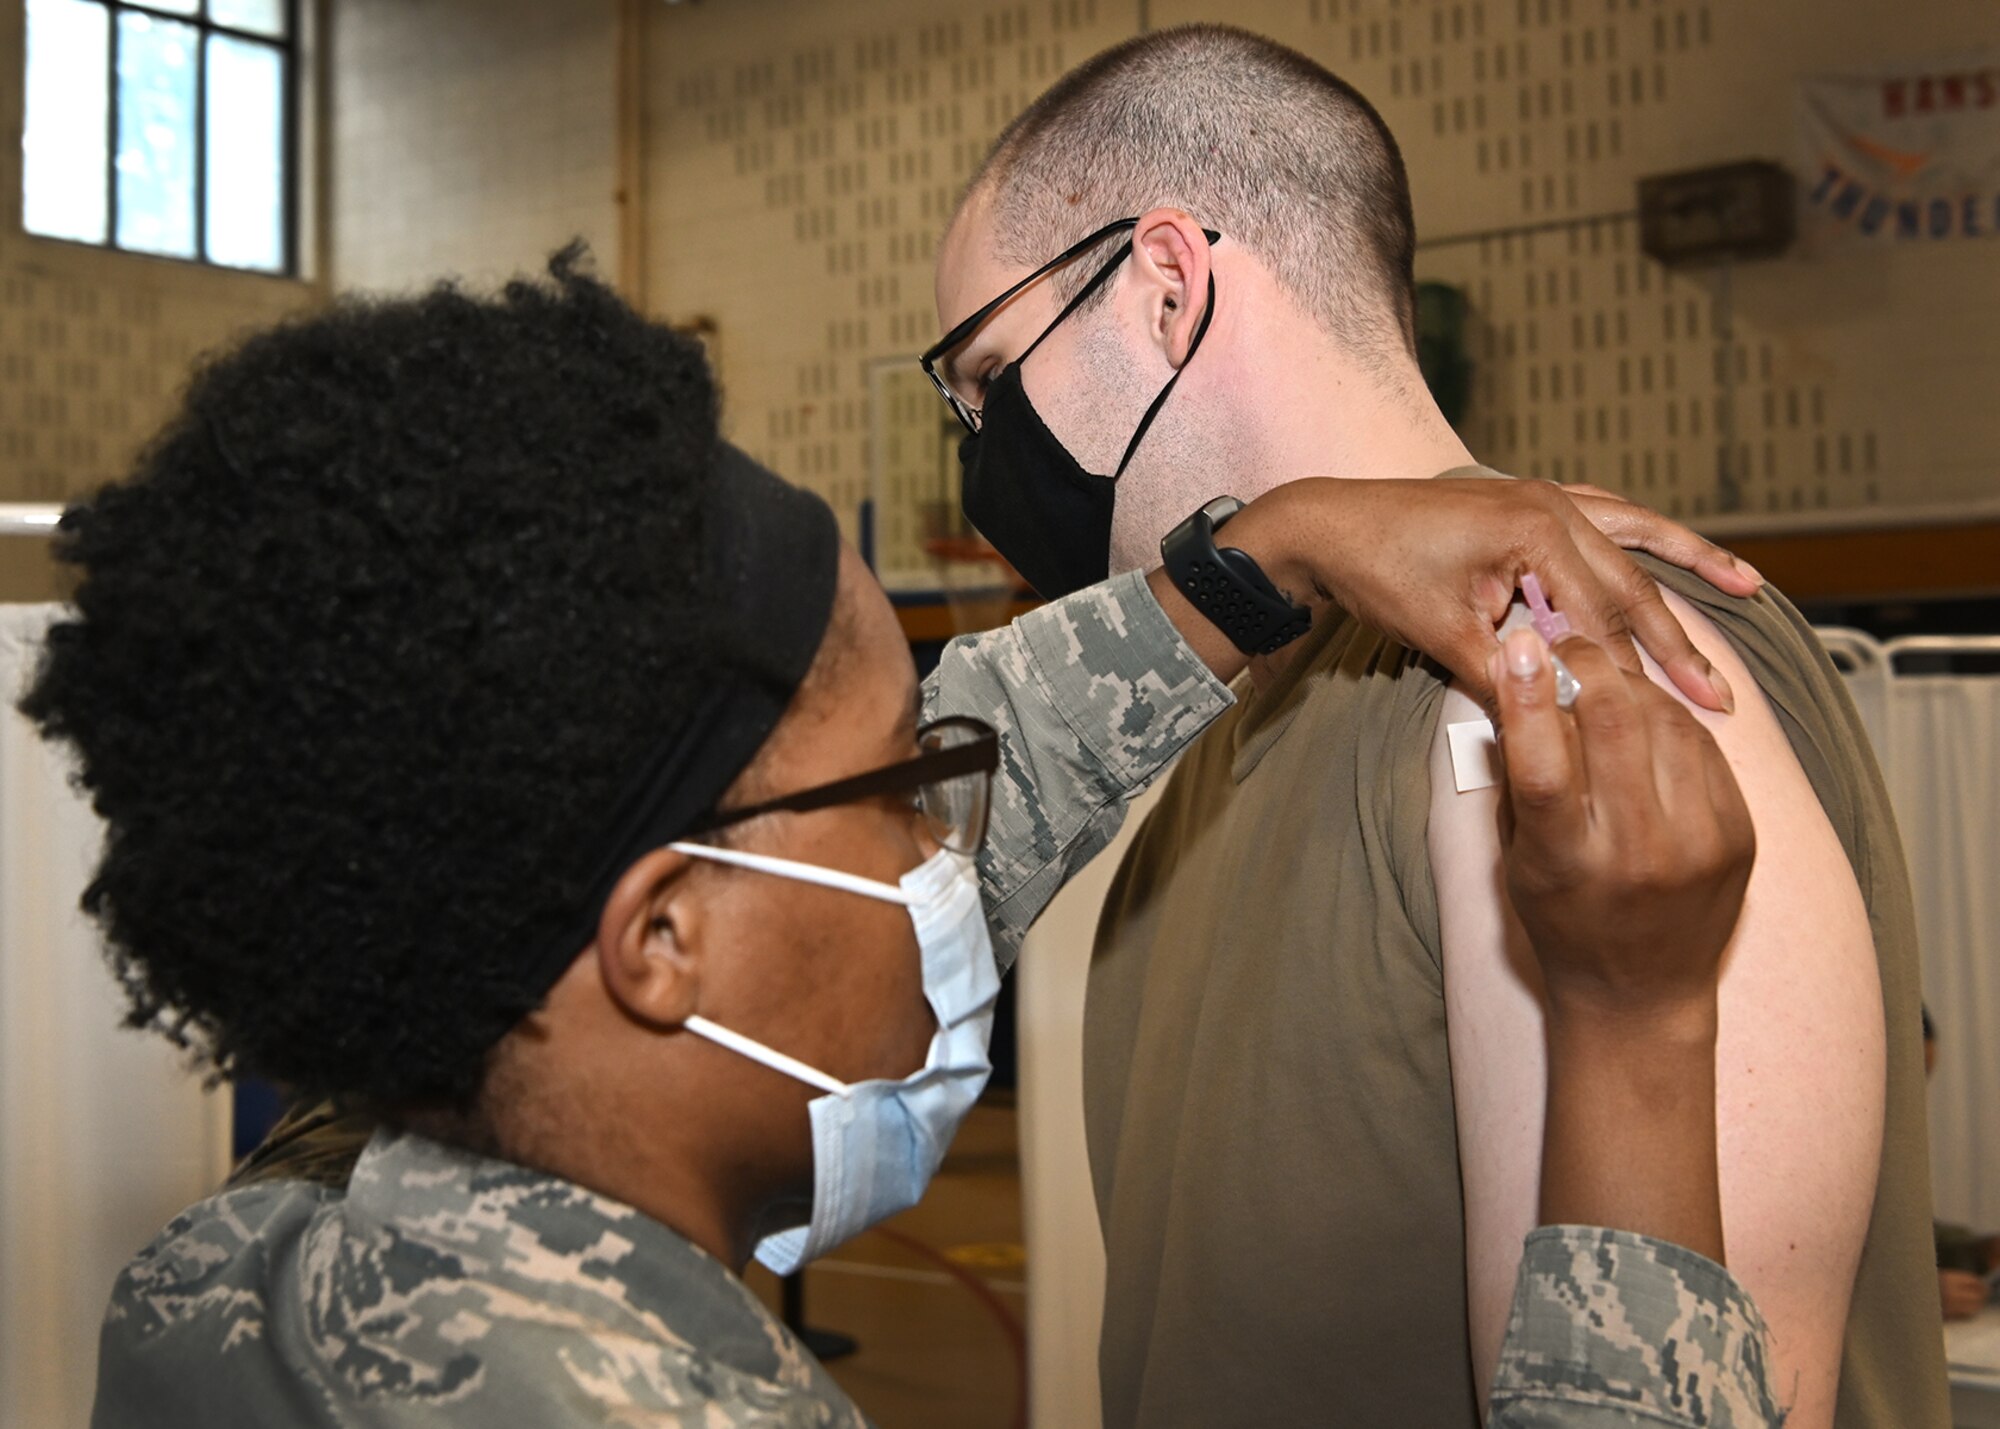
[1016,781,1174,1429]
[1822,629,2000,1232]
[0,605,233,1429]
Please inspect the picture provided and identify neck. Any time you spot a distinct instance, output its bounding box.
[1242,356,1474,500]
[608,1149,765,1270]
[488,1057,806,1274]
[588,1140,800,1274]
[1222,335,1474,690]
[613,1140,793,1272]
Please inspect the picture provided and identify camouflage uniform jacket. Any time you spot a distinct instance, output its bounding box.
[94,574,1782,1425]
[93,572,1236,1429]
[94,1129,868,1428]
[94,1144,1784,1428]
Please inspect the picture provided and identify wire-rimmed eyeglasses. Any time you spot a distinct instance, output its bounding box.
[922,214,1240,437]
[920,217,1224,434]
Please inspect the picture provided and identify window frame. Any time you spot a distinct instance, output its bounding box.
[28,0,301,275]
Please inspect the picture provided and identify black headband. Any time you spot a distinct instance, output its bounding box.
[520,443,841,996]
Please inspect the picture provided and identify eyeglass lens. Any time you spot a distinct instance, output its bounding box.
[918,721,991,853]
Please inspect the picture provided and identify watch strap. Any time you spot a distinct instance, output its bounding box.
[1160,497,1313,657]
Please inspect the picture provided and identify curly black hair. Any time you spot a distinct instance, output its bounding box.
[21,247,725,1109]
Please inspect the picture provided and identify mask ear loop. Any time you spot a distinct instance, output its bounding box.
[1111,268,1217,480]
[682,1015,853,1096]
[667,841,912,904]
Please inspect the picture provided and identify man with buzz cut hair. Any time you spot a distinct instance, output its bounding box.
[978,29,1418,350]
[928,22,1946,1429]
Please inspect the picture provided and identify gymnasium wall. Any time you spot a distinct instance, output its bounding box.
[327,0,622,293]
[0,0,622,599]
[645,1,1138,584]
[0,3,318,599]
[11,2,1992,597]
[642,0,1999,582]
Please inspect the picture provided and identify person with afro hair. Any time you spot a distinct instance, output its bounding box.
[32,247,1773,1426]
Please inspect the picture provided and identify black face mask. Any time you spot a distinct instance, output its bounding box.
[958,365,1116,603]
[958,248,1217,601]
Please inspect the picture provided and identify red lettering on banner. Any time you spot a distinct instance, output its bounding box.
[1883,71,2000,117]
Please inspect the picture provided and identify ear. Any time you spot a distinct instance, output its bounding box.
[1129,207,1215,370]
[593,846,705,1029]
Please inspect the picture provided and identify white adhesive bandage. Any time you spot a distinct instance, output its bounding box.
[1447,718,1500,793]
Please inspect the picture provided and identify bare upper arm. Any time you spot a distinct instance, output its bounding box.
[1428,587,1886,1426]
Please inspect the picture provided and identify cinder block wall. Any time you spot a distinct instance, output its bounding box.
[641,0,1998,576]
[0,3,319,600]
[328,0,621,293]
[11,1,1994,599]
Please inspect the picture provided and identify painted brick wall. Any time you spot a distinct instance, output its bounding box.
[17,1,1989,597]
[1232,0,1999,520]
[327,0,621,292]
[646,1,1139,585]
[0,2,317,597]
[643,0,1998,581]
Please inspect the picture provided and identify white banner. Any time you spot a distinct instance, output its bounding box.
[1799,57,2000,245]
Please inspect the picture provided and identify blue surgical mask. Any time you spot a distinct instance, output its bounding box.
[666,842,999,1275]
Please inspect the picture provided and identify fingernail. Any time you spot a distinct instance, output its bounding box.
[1734,555,1765,586]
[1488,649,1505,692]
[1711,666,1737,714]
[1505,627,1544,678]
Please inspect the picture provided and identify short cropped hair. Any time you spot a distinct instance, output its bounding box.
[20,248,723,1110]
[970,24,1417,354]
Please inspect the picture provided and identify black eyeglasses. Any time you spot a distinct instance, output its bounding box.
[919,216,1222,435]
[682,716,999,855]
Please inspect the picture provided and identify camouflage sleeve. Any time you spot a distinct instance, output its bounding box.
[922,569,1233,973]
[1488,1226,1786,1428]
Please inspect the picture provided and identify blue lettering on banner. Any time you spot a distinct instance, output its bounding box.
[1809,67,2000,245]
[1806,156,2000,240]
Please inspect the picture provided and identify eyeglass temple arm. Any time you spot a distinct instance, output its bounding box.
[922,218,1140,364]
[922,221,1222,368]
[686,735,998,835]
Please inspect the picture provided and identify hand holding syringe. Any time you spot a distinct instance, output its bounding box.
[1489,611,1754,1270]
[1500,573,1580,709]
[1446,573,1580,792]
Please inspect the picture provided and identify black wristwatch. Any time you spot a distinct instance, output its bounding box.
[1160,496,1313,656]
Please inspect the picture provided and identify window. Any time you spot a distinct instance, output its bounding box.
[21,0,296,274]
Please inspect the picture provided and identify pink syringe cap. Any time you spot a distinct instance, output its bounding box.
[1520,572,1572,644]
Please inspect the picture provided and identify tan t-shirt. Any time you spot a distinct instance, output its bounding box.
[1084,554,1946,1427]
